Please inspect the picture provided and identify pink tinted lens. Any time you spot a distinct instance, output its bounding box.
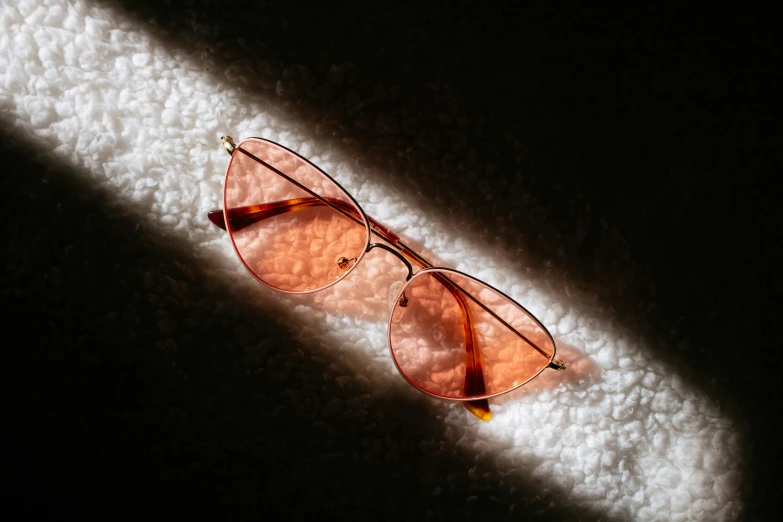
[388,269,554,399]
[224,138,369,293]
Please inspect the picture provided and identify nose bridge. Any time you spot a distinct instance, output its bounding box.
[366,243,414,281]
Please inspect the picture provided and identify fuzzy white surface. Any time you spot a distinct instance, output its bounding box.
[0,1,743,520]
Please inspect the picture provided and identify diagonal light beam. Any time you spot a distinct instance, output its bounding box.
[0,1,743,520]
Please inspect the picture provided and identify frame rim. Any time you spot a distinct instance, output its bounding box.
[386,266,557,402]
[223,136,372,295]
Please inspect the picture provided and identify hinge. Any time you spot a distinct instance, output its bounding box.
[221,135,236,155]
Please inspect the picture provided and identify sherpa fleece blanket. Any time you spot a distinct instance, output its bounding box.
[0,1,743,520]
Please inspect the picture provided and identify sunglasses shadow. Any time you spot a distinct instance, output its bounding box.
[286,244,408,321]
[494,341,601,407]
[282,235,602,403]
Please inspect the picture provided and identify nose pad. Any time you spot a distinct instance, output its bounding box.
[337,256,356,270]
[388,280,406,313]
[328,256,357,281]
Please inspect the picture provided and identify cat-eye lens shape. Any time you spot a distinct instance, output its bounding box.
[208,136,565,421]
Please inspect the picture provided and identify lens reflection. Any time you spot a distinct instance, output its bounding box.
[224,138,369,293]
[389,269,555,399]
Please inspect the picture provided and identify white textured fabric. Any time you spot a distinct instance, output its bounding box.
[0,1,743,520]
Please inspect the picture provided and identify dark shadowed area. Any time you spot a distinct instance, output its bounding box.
[1,1,779,520]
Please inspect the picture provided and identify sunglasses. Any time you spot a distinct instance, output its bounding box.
[208,136,565,420]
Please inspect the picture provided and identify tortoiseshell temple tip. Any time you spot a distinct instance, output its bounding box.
[208,209,227,231]
[464,399,492,421]
[548,359,566,371]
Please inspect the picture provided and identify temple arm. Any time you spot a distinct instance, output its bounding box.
[208,196,400,243]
